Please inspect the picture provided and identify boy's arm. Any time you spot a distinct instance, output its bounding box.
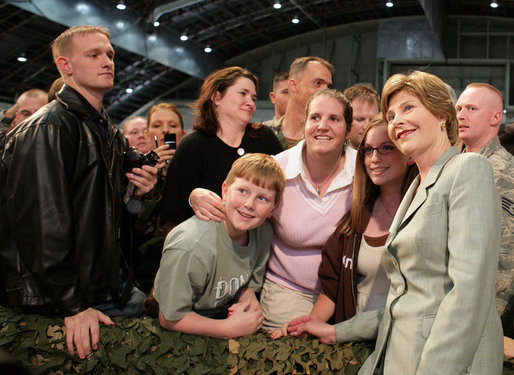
[159,299,263,339]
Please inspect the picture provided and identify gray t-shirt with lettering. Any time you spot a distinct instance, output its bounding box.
[154,216,273,321]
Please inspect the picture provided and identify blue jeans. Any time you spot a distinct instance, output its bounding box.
[92,286,146,318]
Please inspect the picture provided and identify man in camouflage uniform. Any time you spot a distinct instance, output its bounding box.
[456,83,513,338]
[269,56,334,150]
[262,71,289,129]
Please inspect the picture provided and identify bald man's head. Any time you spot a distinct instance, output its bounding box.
[455,83,503,152]
[10,89,48,130]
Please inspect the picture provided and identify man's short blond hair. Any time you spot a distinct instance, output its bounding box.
[465,82,503,109]
[344,83,379,106]
[289,57,335,80]
[273,71,289,90]
[51,25,110,64]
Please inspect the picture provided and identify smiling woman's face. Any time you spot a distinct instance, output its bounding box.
[214,77,257,128]
[304,95,347,158]
[363,124,410,189]
[386,89,445,161]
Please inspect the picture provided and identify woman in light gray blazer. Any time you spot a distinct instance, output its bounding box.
[288,71,503,375]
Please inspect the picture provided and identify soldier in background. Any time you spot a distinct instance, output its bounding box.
[456,83,513,358]
[343,83,379,150]
[268,57,334,149]
[262,71,289,128]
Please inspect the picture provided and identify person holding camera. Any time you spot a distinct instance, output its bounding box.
[130,103,187,292]
[0,26,157,360]
[123,116,151,154]
[146,102,187,169]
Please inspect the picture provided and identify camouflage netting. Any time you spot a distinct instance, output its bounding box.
[0,307,374,374]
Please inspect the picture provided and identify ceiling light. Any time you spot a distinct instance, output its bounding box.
[180,33,189,41]
[76,3,89,14]
[386,1,394,7]
[204,46,212,53]
[116,1,126,10]
[273,1,282,9]
[153,21,160,27]
[17,53,27,63]
[148,34,157,43]
[292,16,300,24]
[490,0,498,8]
[125,88,134,94]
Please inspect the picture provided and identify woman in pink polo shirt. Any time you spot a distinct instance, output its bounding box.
[259,89,356,328]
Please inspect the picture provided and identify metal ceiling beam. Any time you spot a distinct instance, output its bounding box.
[152,0,207,23]
[6,0,222,79]
[417,0,447,57]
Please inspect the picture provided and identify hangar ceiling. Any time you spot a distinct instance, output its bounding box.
[1,0,513,123]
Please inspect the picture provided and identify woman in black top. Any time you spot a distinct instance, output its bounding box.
[160,67,283,230]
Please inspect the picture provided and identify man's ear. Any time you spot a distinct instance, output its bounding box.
[269,92,276,104]
[56,56,72,76]
[491,110,503,127]
[288,78,297,94]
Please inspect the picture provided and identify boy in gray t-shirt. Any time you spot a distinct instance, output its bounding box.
[154,153,285,338]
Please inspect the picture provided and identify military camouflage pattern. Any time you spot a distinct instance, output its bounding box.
[262,116,301,151]
[479,137,514,319]
[0,307,374,374]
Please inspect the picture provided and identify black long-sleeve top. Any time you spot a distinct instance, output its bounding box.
[160,125,283,226]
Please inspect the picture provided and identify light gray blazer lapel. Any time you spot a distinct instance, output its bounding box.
[386,147,460,247]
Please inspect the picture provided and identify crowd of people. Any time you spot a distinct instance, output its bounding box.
[0,24,512,374]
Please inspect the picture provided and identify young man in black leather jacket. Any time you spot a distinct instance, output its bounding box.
[0,25,157,359]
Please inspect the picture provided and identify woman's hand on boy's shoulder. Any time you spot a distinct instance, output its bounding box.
[190,188,225,222]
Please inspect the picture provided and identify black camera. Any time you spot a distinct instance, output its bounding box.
[123,146,159,173]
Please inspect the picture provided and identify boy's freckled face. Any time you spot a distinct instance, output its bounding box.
[221,177,277,240]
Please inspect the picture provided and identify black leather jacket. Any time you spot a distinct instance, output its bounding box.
[1,86,129,316]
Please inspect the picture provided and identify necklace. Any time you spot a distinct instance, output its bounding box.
[304,154,343,196]
[380,196,394,219]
